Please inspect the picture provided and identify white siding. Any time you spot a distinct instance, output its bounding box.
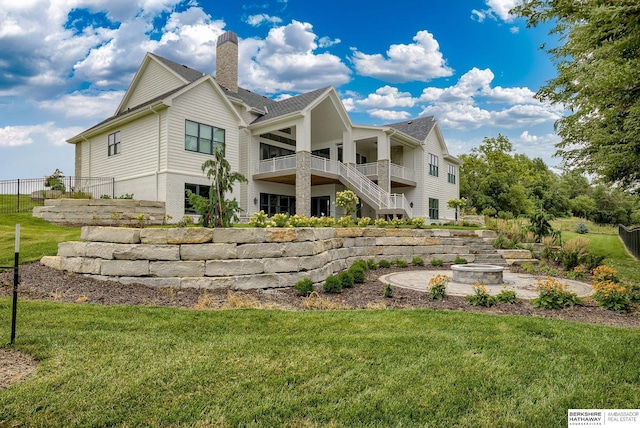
[421,130,459,221]
[164,82,242,217]
[124,60,185,110]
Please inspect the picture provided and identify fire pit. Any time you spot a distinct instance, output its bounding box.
[451,264,504,285]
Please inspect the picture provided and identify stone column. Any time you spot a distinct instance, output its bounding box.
[296,151,311,217]
[378,159,390,193]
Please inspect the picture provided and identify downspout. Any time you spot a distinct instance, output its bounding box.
[150,105,161,201]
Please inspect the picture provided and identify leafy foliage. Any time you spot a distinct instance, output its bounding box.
[528,209,554,243]
[574,222,589,234]
[334,189,359,217]
[428,274,449,300]
[187,149,247,228]
[323,275,342,293]
[466,283,497,307]
[513,0,640,189]
[532,277,583,309]
[294,278,314,297]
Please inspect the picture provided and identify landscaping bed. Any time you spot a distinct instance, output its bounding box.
[2,263,638,330]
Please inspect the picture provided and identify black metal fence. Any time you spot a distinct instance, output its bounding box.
[0,177,114,213]
[619,224,640,260]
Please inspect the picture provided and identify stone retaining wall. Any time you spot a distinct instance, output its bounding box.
[41,226,499,290]
[32,199,166,226]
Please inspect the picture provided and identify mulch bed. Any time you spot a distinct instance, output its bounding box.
[1,262,639,389]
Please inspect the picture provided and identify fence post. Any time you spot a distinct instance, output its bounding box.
[10,224,20,346]
[16,179,20,212]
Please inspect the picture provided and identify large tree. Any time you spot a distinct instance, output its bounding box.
[513,1,640,190]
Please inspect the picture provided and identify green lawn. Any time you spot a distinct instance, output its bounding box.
[562,230,640,282]
[1,301,639,427]
[0,212,80,268]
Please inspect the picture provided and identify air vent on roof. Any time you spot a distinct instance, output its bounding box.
[407,121,413,125]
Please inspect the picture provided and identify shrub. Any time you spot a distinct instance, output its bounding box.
[335,189,359,217]
[411,257,425,266]
[307,216,320,227]
[367,259,378,270]
[482,207,497,217]
[383,283,393,298]
[591,280,631,313]
[390,217,406,228]
[574,221,589,234]
[466,283,497,307]
[357,217,372,227]
[337,216,353,227]
[532,277,583,309]
[559,236,589,271]
[289,214,310,227]
[497,211,514,220]
[428,274,448,300]
[175,215,194,228]
[630,283,640,303]
[348,266,366,283]
[318,216,335,227]
[453,256,468,265]
[294,278,314,296]
[248,210,269,228]
[323,275,342,293]
[411,217,426,228]
[395,259,409,268]
[351,259,368,271]
[338,271,355,288]
[492,233,520,250]
[583,254,606,272]
[374,218,388,228]
[270,213,290,227]
[592,265,619,283]
[521,263,538,274]
[566,265,586,280]
[431,258,444,267]
[496,287,518,304]
[378,259,391,268]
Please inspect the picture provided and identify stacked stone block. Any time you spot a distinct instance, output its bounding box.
[41,226,504,290]
[32,199,166,226]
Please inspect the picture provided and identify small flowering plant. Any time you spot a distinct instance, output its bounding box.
[466,283,497,307]
[428,274,449,300]
[532,277,583,309]
[495,285,518,304]
[590,265,631,312]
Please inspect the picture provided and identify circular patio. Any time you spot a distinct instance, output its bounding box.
[379,269,593,299]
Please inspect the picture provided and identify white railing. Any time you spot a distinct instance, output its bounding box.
[256,154,297,174]
[355,162,378,177]
[390,163,415,182]
[256,153,412,217]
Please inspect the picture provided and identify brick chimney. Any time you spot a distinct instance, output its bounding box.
[216,31,238,93]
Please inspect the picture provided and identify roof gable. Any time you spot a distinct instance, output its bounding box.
[386,116,436,142]
[115,53,205,115]
[250,86,331,125]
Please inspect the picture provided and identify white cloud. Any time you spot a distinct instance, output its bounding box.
[368,109,411,121]
[509,26,519,34]
[357,86,415,109]
[341,97,356,112]
[246,14,282,26]
[239,20,351,93]
[419,67,537,105]
[318,36,340,48]
[0,122,83,147]
[351,30,453,83]
[472,0,522,23]
[38,90,125,119]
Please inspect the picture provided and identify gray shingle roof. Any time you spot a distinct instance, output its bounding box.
[387,116,436,142]
[251,87,331,124]
[222,86,278,111]
[150,53,206,83]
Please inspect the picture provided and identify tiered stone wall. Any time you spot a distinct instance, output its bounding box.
[32,199,166,226]
[41,226,499,290]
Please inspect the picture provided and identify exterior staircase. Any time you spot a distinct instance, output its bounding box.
[455,233,508,267]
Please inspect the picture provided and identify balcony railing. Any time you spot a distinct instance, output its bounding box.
[255,154,412,217]
[355,162,378,177]
[390,163,415,182]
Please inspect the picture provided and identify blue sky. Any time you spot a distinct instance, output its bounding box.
[0,0,561,181]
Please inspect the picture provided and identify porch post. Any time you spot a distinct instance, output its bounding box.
[377,134,390,193]
[296,116,311,217]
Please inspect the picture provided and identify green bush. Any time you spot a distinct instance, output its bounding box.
[496,288,518,304]
[454,256,468,265]
[378,259,391,268]
[383,283,393,298]
[289,214,310,227]
[374,218,388,228]
[482,207,497,217]
[349,266,366,283]
[411,217,426,228]
[367,259,378,270]
[574,222,589,234]
[294,278,314,296]
[395,259,408,268]
[248,210,269,228]
[270,213,290,227]
[428,275,448,300]
[583,254,606,271]
[411,257,425,266]
[338,271,355,288]
[466,284,497,307]
[532,278,583,309]
[323,275,342,293]
[337,216,353,227]
[431,258,444,267]
[351,259,368,271]
[357,217,372,227]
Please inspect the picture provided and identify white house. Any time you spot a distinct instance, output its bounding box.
[67,31,461,222]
